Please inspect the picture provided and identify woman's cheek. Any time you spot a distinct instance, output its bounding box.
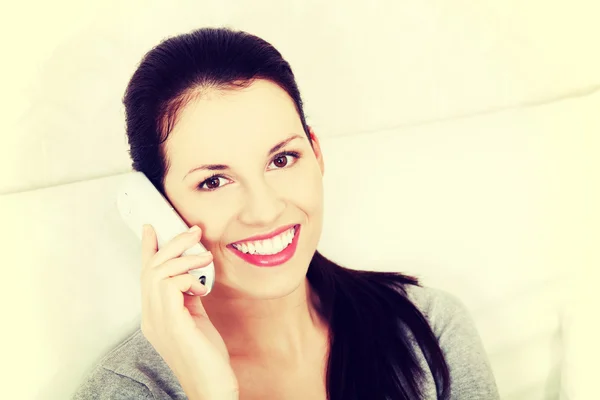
[279,164,324,213]
[188,196,238,247]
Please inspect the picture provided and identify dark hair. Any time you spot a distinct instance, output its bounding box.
[123,27,450,400]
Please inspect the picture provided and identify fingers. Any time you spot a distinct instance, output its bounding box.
[140,272,208,340]
[140,224,210,318]
[149,226,205,269]
[169,273,208,295]
[163,274,209,309]
[154,252,213,279]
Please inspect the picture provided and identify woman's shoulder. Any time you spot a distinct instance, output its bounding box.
[72,329,185,400]
[400,283,482,353]
[400,283,501,399]
[401,283,471,325]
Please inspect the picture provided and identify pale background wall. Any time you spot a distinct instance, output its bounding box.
[2,0,599,194]
[0,1,598,399]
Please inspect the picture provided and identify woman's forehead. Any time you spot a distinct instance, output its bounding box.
[165,80,304,168]
[172,81,298,140]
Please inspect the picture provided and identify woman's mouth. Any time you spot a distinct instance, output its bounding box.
[227,224,301,267]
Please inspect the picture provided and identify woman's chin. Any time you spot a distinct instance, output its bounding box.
[213,259,309,299]
[241,268,309,299]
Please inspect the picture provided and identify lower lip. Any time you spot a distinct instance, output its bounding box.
[228,224,301,267]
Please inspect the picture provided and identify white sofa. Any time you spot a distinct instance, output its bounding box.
[2,89,597,400]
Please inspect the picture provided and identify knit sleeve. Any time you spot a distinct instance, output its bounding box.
[72,365,154,400]
[405,285,501,400]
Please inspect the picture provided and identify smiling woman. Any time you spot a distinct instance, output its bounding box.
[72,27,500,400]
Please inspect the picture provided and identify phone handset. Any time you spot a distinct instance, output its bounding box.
[116,171,215,295]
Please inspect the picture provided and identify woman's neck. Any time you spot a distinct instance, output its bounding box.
[202,278,329,366]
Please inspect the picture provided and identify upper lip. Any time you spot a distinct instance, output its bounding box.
[230,223,297,245]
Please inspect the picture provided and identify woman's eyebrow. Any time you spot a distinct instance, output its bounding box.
[183,134,303,180]
[267,134,303,156]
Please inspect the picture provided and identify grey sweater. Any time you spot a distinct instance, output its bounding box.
[72,284,500,399]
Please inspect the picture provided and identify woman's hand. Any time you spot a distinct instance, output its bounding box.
[140,224,239,400]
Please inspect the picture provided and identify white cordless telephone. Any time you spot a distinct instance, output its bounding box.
[116,171,215,295]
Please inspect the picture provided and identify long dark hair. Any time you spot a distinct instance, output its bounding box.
[123,27,450,400]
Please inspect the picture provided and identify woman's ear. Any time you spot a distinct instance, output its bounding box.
[308,126,325,176]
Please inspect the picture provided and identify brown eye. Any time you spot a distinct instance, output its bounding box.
[268,151,300,171]
[273,155,288,168]
[197,152,300,192]
[198,176,227,191]
[205,177,221,189]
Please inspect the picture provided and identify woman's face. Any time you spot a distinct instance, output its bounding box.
[163,79,325,299]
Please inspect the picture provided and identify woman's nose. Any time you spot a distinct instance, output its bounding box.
[237,180,286,227]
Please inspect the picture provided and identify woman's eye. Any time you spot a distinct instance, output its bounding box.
[268,152,300,170]
[198,175,229,191]
[196,151,300,192]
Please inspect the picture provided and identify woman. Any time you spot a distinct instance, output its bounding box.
[73,27,500,400]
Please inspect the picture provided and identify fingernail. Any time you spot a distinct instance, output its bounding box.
[188,225,200,233]
[142,224,149,235]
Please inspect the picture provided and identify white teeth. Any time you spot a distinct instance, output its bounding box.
[233,226,296,255]
[255,241,265,254]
